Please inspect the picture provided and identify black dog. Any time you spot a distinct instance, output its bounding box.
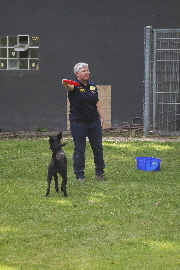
[45,132,67,197]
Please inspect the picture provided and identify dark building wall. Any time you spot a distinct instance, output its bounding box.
[1,0,180,131]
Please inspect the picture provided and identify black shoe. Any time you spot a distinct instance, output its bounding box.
[96,174,105,181]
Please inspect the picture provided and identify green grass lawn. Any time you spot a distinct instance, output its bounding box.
[1,137,180,270]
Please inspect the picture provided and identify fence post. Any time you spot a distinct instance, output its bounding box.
[143,26,152,135]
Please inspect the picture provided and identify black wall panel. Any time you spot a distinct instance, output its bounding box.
[1,0,180,131]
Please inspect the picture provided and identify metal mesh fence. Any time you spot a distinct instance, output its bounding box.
[144,27,180,135]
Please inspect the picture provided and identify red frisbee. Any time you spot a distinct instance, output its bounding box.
[62,79,80,86]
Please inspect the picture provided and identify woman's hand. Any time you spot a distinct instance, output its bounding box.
[62,79,74,91]
[100,117,104,127]
[96,101,104,127]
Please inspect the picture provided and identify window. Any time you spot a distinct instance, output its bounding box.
[0,35,39,70]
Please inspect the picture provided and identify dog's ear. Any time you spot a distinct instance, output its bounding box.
[57,132,62,141]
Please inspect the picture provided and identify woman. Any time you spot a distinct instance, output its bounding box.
[62,62,105,181]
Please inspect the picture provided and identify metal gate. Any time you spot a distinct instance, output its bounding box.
[144,26,180,135]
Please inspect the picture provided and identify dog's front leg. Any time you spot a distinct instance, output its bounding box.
[45,176,51,196]
[61,182,68,197]
[54,172,59,193]
[60,172,68,197]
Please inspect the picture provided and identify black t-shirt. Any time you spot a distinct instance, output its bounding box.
[68,80,99,122]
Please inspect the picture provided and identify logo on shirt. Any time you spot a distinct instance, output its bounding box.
[79,88,85,92]
[90,86,96,91]
[90,85,96,93]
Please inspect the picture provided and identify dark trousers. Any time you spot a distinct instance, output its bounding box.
[70,119,105,178]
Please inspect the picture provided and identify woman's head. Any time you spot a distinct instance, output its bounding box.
[74,62,88,74]
[74,62,90,83]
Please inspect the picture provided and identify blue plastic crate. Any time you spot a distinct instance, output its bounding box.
[136,157,162,171]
